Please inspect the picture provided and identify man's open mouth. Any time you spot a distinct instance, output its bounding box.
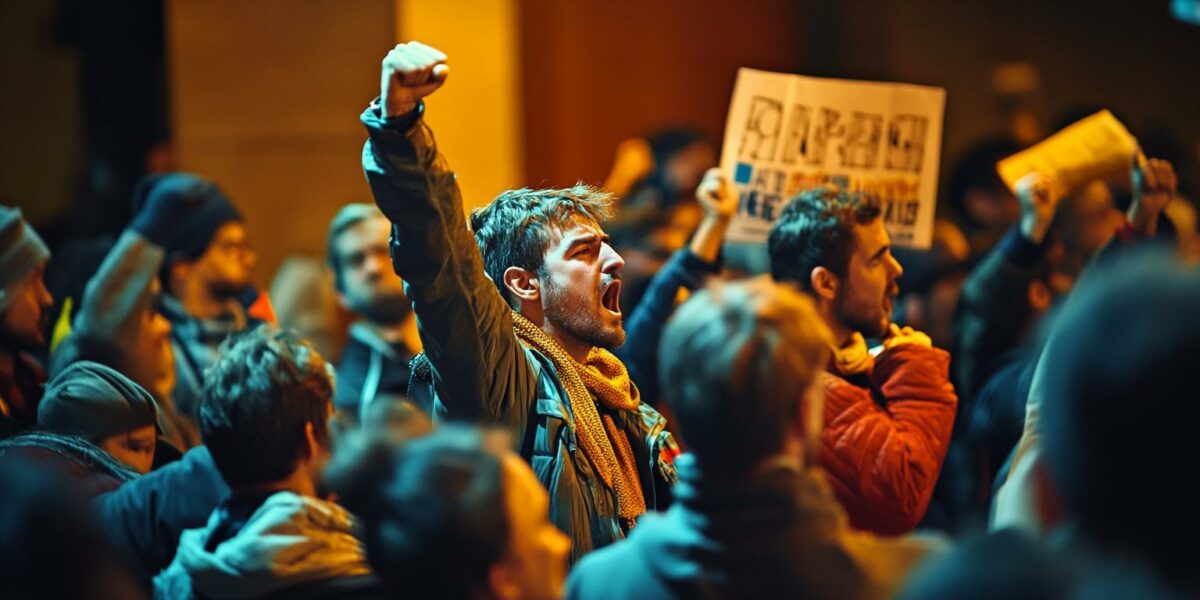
[601,280,622,316]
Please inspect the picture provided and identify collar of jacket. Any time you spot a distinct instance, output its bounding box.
[160,293,248,339]
[670,454,848,540]
[347,321,416,360]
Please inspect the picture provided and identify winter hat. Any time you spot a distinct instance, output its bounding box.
[131,173,242,261]
[38,361,160,442]
[0,206,51,312]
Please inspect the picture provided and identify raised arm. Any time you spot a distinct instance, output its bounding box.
[361,42,535,430]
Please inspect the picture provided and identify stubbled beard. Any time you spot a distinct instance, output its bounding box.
[354,293,413,326]
[834,284,895,339]
[542,278,625,350]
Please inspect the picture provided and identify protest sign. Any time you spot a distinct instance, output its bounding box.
[720,68,946,249]
[996,109,1137,198]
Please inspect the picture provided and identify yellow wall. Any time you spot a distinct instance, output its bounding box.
[396,0,524,211]
[167,0,394,287]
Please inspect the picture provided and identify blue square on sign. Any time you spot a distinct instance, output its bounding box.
[734,162,753,185]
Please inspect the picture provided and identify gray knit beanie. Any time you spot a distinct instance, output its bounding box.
[0,206,51,313]
[38,361,160,442]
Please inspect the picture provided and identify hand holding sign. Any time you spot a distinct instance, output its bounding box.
[381,41,449,118]
[996,110,1138,199]
[1129,155,1178,236]
[1015,172,1062,244]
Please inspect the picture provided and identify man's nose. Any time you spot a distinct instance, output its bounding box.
[601,242,625,274]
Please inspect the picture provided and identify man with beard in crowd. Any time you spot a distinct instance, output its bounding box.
[137,174,264,422]
[327,203,429,421]
[0,206,54,437]
[769,187,959,535]
[361,41,677,562]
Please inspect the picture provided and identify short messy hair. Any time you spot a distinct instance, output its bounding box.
[469,184,613,307]
[768,187,882,292]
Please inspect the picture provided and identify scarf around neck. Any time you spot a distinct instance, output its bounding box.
[511,312,647,522]
[831,332,874,376]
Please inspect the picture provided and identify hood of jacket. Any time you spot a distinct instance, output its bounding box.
[154,491,370,599]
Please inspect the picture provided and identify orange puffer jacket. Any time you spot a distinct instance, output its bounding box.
[818,343,958,536]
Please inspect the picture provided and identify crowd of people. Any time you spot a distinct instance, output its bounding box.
[1,39,1197,599]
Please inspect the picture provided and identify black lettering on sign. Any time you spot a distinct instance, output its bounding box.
[840,112,883,169]
[738,97,784,162]
[886,115,928,173]
[807,108,844,167]
[780,105,812,165]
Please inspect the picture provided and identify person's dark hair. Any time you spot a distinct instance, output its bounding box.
[898,530,1072,600]
[0,461,146,599]
[946,137,1020,229]
[469,184,612,307]
[768,187,882,292]
[199,326,333,489]
[327,426,509,599]
[659,278,832,474]
[326,203,385,293]
[1040,250,1200,588]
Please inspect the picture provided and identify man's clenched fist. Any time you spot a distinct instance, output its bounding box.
[381,41,448,118]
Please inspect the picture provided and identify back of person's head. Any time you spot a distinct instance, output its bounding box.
[898,530,1071,600]
[659,277,833,474]
[469,184,612,307]
[329,426,509,599]
[0,461,146,599]
[768,186,882,293]
[946,137,1021,230]
[1040,250,1200,588]
[200,326,333,490]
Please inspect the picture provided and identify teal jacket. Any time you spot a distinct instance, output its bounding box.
[360,102,676,562]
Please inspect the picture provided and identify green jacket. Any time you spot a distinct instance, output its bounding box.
[360,102,676,562]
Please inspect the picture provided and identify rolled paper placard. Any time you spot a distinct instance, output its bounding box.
[996,109,1138,198]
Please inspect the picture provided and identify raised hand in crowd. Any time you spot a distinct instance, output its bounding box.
[1128,154,1177,236]
[1014,172,1062,244]
[688,167,737,262]
[381,41,448,119]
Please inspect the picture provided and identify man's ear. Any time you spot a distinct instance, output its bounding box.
[809,266,840,303]
[302,421,319,460]
[502,266,540,304]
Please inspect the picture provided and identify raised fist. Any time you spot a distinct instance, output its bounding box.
[695,168,737,220]
[381,41,448,118]
[1014,172,1061,244]
[1129,154,1177,236]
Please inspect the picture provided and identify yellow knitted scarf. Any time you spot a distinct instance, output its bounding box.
[511,312,647,522]
[831,332,874,376]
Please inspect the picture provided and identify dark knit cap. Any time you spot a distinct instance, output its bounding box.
[131,173,242,261]
[38,361,160,442]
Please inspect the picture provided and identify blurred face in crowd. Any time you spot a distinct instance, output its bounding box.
[98,424,157,475]
[1,261,53,351]
[539,218,627,351]
[834,218,903,338]
[665,141,716,198]
[194,221,256,300]
[334,215,411,325]
[491,452,571,600]
[130,278,176,399]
